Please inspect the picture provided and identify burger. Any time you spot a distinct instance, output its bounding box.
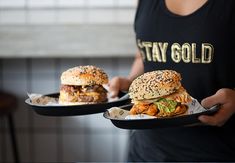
[59,65,108,105]
[128,70,192,117]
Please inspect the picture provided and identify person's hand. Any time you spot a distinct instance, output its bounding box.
[199,88,235,126]
[108,77,132,98]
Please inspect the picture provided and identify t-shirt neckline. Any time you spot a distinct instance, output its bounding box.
[160,0,211,18]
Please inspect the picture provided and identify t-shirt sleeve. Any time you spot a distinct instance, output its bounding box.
[133,0,142,33]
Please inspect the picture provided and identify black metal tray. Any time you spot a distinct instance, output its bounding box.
[103,104,220,129]
[25,92,130,116]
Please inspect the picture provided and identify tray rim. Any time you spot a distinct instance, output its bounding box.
[25,91,131,116]
[25,92,129,108]
[103,104,220,121]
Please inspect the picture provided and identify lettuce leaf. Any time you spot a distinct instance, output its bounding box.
[153,98,178,113]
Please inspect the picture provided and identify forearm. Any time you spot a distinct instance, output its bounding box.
[109,50,144,95]
[128,50,144,81]
[117,51,144,92]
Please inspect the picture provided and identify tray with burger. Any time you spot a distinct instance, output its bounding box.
[104,70,220,129]
[25,65,130,116]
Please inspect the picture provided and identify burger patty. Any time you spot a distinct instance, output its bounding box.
[60,84,107,103]
[76,92,107,102]
[60,84,107,94]
[130,103,158,116]
[130,102,188,117]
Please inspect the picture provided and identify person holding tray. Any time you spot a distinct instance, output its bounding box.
[109,0,235,161]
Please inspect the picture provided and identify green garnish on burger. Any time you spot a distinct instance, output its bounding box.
[154,98,178,113]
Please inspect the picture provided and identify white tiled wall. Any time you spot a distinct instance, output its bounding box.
[0,0,25,8]
[0,0,136,8]
[28,0,56,8]
[0,0,136,25]
[0,9,136,25]
[58,0,86,7]
[0,58,133,162]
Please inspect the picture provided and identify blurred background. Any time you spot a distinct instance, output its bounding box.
[0,0,137,162]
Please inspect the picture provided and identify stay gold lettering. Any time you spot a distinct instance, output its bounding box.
[137,39,214,64]
[171,43,213,64]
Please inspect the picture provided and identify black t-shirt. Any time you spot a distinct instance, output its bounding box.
[128,0,235,162]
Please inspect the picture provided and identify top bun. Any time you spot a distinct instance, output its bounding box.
[129,70,182,101]
[61,65,108,86]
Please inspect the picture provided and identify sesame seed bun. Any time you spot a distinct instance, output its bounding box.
[61,65,108,86]
[128,70,182,101]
